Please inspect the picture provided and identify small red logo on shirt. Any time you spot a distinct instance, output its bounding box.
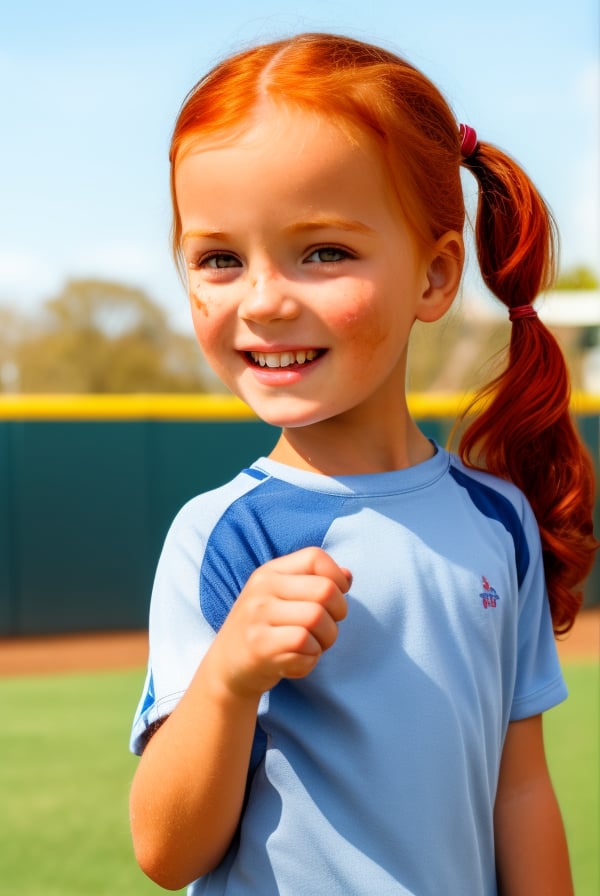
[480,575,500,609]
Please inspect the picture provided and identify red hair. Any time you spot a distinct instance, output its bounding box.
[169,33,597,633]
[458,145,598,633]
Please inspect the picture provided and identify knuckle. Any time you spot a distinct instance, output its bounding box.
[304,602,326,628]
[303,545,326,565]
[245,623,273,659]
[321,621,339,650]
[247,566,271,590]
[285,657,318,679]
[290,627,316,653]
[314,578,338,605]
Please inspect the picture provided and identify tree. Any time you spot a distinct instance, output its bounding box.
[0,305,28,392]
[13,278,218,393]
[555,266,599,290]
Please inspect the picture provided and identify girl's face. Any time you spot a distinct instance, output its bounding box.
[176,104,459,436]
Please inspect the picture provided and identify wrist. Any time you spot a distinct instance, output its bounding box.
[202,642,265,709]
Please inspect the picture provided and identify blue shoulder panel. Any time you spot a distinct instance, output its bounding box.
[199,473,348,632]
[139,670,155,716]
[449,465,530,587]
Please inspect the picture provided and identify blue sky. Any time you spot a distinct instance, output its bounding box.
[1,0,598,329]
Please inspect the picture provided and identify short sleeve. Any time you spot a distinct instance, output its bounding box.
[130,470,271,754]
[129,497,219,754]
[509,498,568,721]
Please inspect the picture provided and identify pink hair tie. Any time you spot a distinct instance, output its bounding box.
[459,123,478,159]
[509,304,538,322]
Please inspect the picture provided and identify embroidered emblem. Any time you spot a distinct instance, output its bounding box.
[480,575,501,609]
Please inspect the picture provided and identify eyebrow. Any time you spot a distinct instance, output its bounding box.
[182,217,376,243]
[182,229,231,243]
[284,217,376,236]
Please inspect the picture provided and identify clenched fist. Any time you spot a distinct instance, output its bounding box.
[208,547,352,699]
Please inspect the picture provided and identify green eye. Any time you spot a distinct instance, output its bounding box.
[203,253,241,268]
[305,247,350,263]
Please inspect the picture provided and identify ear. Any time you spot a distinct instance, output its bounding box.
[415,231,463,323]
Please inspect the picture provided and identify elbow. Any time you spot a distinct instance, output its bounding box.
[133,843,192,892]
[129,774,200,889]
[129,764,235,888]
[130,811,218,891]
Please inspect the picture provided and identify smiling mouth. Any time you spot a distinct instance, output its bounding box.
[246,349,325,369]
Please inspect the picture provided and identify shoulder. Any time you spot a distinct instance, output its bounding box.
[443,451,541,587]
[445,451,533,524]
[165,465,267,547]
[151,465,268,595]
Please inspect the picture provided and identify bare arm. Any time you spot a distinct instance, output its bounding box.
[494,714,573,896]
[130,547,351,890]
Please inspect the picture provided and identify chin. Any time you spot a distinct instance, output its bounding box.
[243,401,333,430]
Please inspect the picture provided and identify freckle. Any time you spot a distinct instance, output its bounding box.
[192,293,210,316]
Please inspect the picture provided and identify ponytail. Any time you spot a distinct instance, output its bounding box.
[459,142,598,633]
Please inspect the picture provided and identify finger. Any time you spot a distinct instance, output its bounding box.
[261,572,348,623]
[257,623,322,659]
[258,598,342,651]
[213,621,323,696]
[273,647,322,680]
[339,567,353,589]
[276,651,321,679]
[266,547,352,594]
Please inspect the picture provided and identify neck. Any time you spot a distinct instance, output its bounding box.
[269,413,434,476]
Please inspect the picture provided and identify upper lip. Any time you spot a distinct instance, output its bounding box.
[237,345,322,352]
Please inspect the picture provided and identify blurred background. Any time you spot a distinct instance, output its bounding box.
[1,0,598,395]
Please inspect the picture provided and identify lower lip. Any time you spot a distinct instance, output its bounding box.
[243,354,324,385]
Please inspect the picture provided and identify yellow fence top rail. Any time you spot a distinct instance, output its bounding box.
[0,394,255,421]
[0,392,599,421]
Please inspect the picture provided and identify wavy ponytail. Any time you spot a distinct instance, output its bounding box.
[459,144,598,633]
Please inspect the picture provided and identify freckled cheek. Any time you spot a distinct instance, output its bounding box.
[190,289,211,318]
[190,285,219,322]
[329,296,391,364]
[188,291,234,367]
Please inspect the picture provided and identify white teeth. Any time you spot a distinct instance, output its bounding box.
[249,350,319,368]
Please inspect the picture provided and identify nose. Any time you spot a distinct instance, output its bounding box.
[237,269,300,324]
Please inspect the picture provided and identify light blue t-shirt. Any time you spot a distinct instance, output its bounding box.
[131,446,566,895]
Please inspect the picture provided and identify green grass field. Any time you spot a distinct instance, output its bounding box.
[0,663,597,895]
[544,663,600,896]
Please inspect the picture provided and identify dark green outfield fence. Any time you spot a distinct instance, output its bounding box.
[1,394,598,636]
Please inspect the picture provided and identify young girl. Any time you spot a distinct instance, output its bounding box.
[129,33,597,895]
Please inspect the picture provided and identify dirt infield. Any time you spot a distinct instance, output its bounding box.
[0,630,149,676]
[0,609,598,676]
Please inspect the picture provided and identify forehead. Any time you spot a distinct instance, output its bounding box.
[176,99,370,163]
[174,104,399,219]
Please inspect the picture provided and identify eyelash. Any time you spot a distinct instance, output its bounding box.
[193,252,241,270]
[189,245,356,271]
[303,245,355,264]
